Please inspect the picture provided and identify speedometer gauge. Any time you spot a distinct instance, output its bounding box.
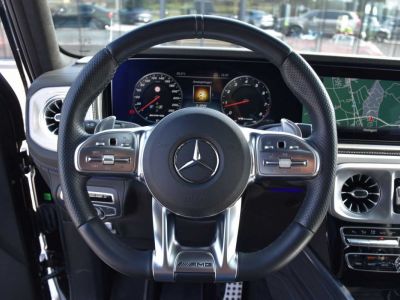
[221,76,271,126]
[133,72,183,123]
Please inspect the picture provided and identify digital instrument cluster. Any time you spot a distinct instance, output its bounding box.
[130,72,271,126]
[111,59,303,127]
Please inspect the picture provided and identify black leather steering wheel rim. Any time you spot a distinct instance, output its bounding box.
[58,15,337,280]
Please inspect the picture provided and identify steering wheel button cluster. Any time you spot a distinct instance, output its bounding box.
[75,131,138,174]
[257,133,319,177]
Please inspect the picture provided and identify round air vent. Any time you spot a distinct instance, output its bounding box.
[341,174,380,213]
[44,98,63,135]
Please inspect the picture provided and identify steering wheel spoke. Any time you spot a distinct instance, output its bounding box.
[74,126,152,177]
[152,197,240,282]
[243,128,320,180]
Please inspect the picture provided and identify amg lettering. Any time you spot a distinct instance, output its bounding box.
[177,261,213,268]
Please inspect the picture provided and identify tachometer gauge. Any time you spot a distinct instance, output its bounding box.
[133,72,183,123]
[221,76,271,126]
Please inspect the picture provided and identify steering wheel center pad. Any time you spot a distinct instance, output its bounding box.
[143,107,251,218]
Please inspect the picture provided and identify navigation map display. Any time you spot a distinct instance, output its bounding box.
[303,77,400,140]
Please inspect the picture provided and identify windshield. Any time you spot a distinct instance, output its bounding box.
[48,0,400,58]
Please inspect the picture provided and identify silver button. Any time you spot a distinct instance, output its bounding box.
[263,160,279,166]
[86,156,102,163]
[396,187,400,206]
[115,157,131,164]
[291,160,307,166]
[278,158,292,168]
[102,155,115,165]
[346,238,399,247]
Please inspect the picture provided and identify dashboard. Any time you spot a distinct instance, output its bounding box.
[24,49,400,290]
[112,58,400,145]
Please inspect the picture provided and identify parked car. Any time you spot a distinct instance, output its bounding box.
[52,3,114,29]
[244,10,275,29]
[361,16,380,40]
[277,10,361,37]
[375,18,400,42]
[118,8,152,24]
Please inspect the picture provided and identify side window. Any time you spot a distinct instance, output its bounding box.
[306,11,318,19]
[315,11,325,18]
[79,5,89,13]
[325,11,340,20]
[0,21,24,111]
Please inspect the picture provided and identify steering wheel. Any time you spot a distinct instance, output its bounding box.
[58,15,337,282]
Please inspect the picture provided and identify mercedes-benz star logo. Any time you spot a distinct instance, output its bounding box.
[174,139,219,183]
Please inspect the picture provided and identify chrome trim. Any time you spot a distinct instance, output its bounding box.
[173,138,219,183]
[59,190,115,204]
[346,238,398,247]
[29,87,98,152]
[29,87,69,152]
[338,153,400,164]
[331,164,400,224]
[339,143,400,152]
[136,126,154,181]
[340,226,400,244]
[152,198,240,282]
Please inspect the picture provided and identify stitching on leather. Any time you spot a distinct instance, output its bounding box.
[194,14,198,37]
[104,46,119,66]
[295,221,315,235]
[279,50,293,68]
[199,14,205,38]
[76,215,97,229]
